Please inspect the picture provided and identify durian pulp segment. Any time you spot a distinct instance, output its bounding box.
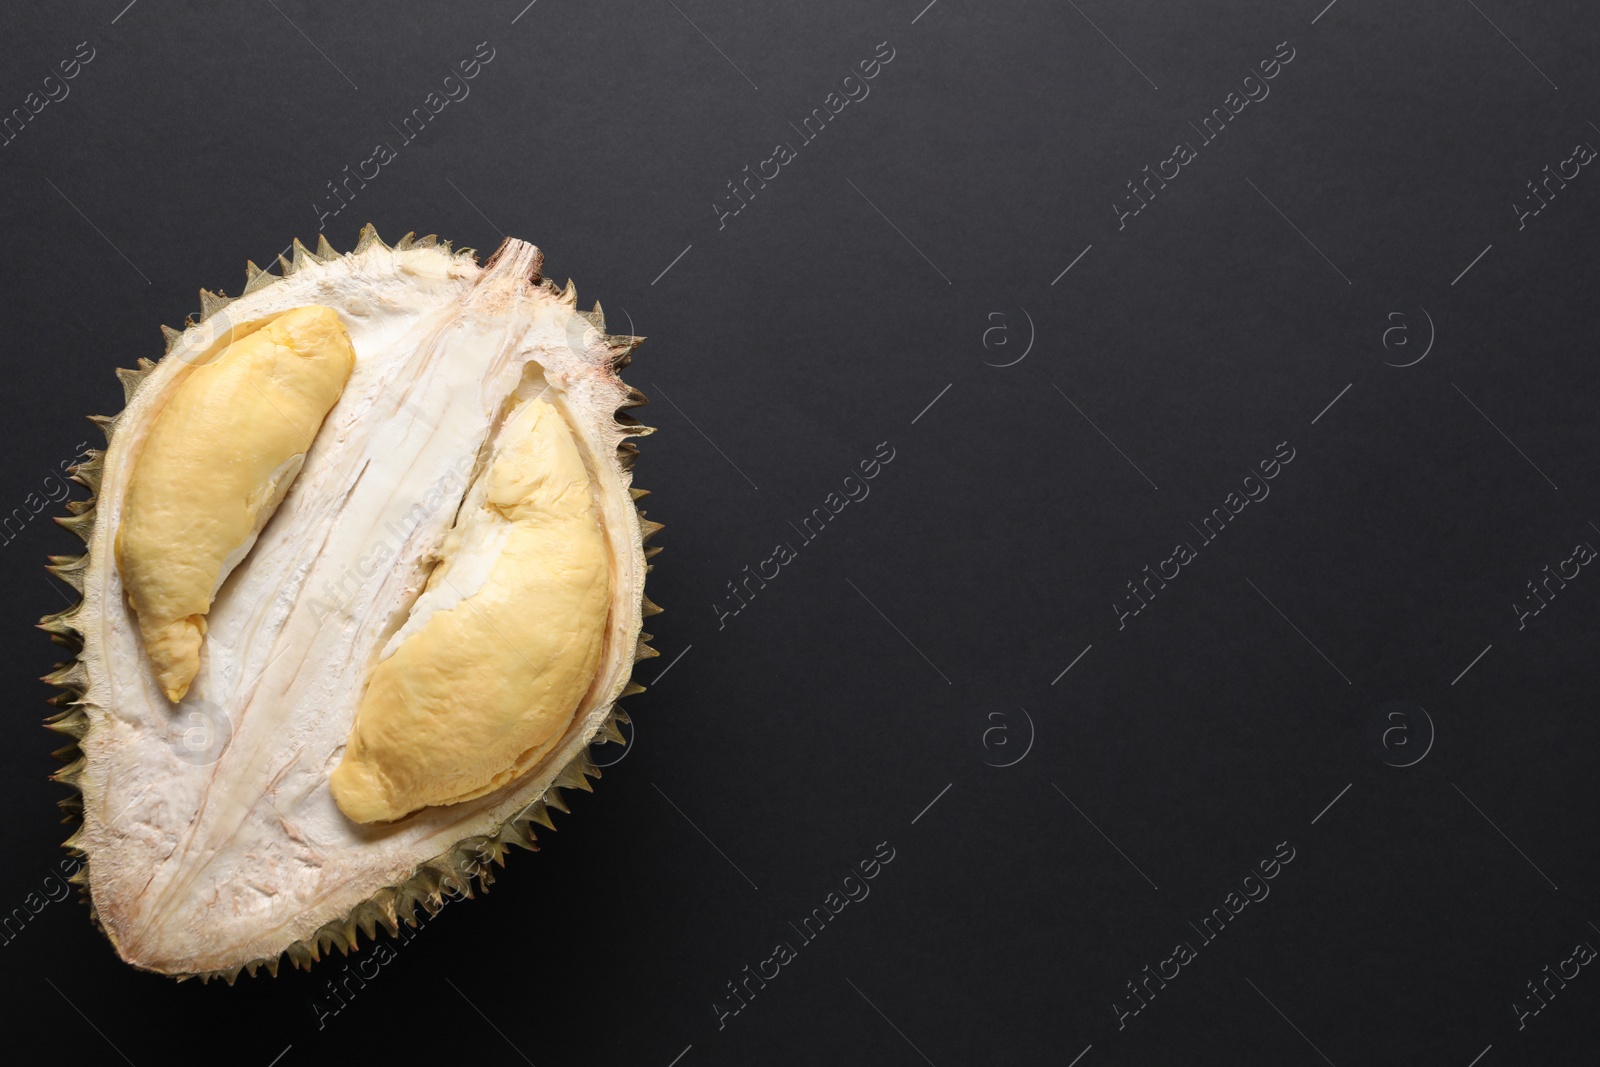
[329,392,611,823]
[113,306,355,701]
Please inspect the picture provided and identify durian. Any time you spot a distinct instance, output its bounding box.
[40,227,660,980]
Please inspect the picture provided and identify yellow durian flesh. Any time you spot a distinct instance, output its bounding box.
[329,395,611,823]
[113,305,355,700]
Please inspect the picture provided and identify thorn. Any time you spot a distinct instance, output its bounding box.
[355,222,386,252]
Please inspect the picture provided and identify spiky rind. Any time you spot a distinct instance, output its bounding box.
[41,224,661,981]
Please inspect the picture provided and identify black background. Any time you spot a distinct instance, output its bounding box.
[2,1,1599,1064]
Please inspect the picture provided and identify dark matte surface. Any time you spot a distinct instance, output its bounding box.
[2,1,1599,1063]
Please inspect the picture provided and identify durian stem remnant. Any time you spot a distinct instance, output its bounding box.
[329,397,611,823]
[115,306,356,702]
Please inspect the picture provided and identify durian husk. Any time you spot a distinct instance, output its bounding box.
[39,226,666,982]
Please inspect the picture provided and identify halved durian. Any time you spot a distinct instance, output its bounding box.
[40,228,662,980]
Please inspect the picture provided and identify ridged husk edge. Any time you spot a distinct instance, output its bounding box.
[39,224,666,983]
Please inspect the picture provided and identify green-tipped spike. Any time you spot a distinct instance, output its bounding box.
[355,222,386,252]
[242,260,277,295]
[198,288,232,320]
